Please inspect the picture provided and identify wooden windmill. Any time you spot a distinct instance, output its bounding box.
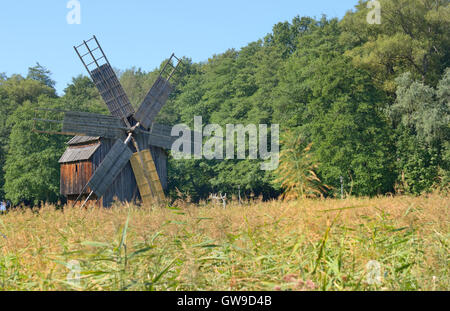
[34,35,188,208]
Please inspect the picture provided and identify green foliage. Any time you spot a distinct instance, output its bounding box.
[341,0,450,92]
[393,127,440,194]
[167,159,215,202]
[27,62,56,89]
[4,97,67,205]
[306,59,396,196]
[389,69,450,194]
[62,75,107,114]
[273,20,396,196]
[390,71,449,144]
[118,67,159,110]
[0,74,56,199]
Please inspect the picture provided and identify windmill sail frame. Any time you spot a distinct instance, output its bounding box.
[74,35,135,119]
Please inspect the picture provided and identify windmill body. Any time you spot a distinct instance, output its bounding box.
[58,136,168,207]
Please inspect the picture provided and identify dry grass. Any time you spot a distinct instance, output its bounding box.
[0,194,448,291]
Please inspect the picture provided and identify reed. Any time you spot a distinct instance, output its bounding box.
[0,194,448,291]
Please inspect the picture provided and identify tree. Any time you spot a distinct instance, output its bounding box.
[27,63,56,89]
[274,19,396,196]
[62,75,106,114]
[4,96,67,205]
[305,58,396,196]
[389,69,450,193]
[118,67,159,110]
[0,74,56,199]
[390,71,449,144]
[341,0,450,92]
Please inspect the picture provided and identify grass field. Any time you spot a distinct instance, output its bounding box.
[0,194,448,291]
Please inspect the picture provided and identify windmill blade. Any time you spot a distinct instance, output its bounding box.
[91,63,135,119]
[74,36,135,119]
[130,150,166,206]
[139,123,202,154]
[86,139,133,198]
[134,76,173,129]
[62,111,126,139]
[141,123,177,150]
[33,108,125,139]
[134,54,182,129]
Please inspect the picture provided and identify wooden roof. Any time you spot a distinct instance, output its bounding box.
[67,136,100,146]
[59,143,101,164]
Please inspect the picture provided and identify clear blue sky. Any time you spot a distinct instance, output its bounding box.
[0,0,359,95]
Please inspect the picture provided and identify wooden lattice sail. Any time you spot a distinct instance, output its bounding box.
[130,150,166,206]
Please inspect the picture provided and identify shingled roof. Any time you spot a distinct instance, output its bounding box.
[59,136,102,163]
[59,143,101,164]
[67,136,100,146]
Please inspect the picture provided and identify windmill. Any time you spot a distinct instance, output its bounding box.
[34,35,188,208]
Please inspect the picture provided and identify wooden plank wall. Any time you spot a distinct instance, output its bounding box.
[60,160,93,195]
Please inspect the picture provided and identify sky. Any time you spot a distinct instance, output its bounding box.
[0,0,359,95]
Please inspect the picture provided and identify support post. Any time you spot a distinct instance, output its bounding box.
[80,191,95,209]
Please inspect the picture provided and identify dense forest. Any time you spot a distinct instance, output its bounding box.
[0,0,449,205]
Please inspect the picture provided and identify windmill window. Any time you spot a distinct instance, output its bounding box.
[75,164,78,173]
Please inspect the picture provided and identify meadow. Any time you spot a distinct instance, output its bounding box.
[0,194,448,291]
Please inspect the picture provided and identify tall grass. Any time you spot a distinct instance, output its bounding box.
[0,194,448,291]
